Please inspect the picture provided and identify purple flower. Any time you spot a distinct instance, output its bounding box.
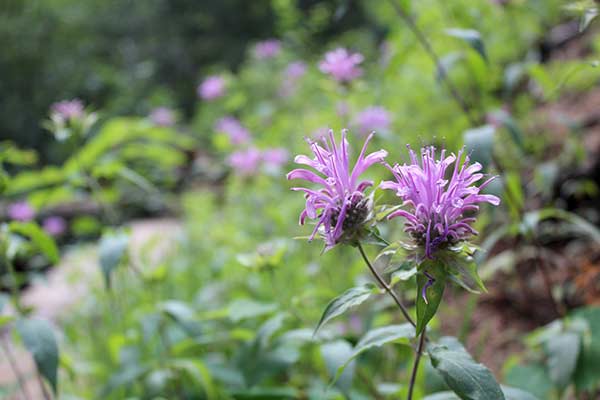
[262,148,289,170]
[198,76,226,100]
[254,39,281,59]
[381,146,501,259]
[8,201,35,222]
[287,130,387,249]
[227,147,262,177]
[149,107,176,126]
[354,106,392,135]
[215,117,251,145]
[279,61,307,97]
[51,99,84,120]
[319,48,364,83]
[43,216,67,236]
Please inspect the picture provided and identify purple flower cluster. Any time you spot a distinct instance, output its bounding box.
[254,39,281,59]
[43,216,67,236]
[227,147,289,177]
[287,130,387,249]
[51,99,85,120]
[319,48,364,83]
[8,201,35,222]
[198,76,226,100]
[381,146,500,258]
[215,117,251,145]
[354,106,392,136]
[149,107,176,127]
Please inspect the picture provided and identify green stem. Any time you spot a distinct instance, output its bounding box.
[5,256,23,313]
[357,242,415,328]
[387,0,478,126]
[407,327,426,400]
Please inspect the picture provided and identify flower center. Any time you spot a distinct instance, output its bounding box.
[331,195,369,231]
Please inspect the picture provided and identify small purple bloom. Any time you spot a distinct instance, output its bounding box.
[254,39,281,59]
[227,147,262,177]
[215,117,251,145]
[43,216,67,236]
[354,106,392,136]
[262,148,289,170]
[51,99,85,120]
[381,146,501,259]
[8,201,35,222]
[198,76,226,100]
[279,61,307,97]
[319,48,364,83]
[287,130,387,249]
[149,107,176,126]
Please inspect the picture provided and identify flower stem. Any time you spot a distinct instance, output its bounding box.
[387,0,478,126]
[357,242,415,327]
[408,327,426,400]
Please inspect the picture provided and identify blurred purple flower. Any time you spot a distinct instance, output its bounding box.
[319,48,364,83]
[227,147,262,176]
[198,76,226,100]
[215,117,251,145]
[8,201,35,222]
[381,146,501,258]
[51,99,84,120]
[262,148,289,170]
[354,106,392,135]
[287,130,387,249]
[254,39,281,59]
[43,216,67,236]
[149,107,176,126]
[279,61,307,97]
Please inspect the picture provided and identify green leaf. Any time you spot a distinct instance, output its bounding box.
[98,231,129,289]
[445,28,487,62]
[321,340,355,392]
[168,358,216,399]
[17,318,59,394]
[416,263,447,335]
[228,299,278,322]
[391,266,418,285]
[573,306,600,392]
[429,336,505,400]
[545,332,581,388]
[463,125,495,168]
[504,364,552,400]
[314,283,379,336]
[424,386,538,400]
[8,222,59,263]
[579,7,598,32]
[333,324,415,383]
[446,257,486,294]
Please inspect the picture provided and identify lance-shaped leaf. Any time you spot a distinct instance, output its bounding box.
[314,283,379,336]
[445,28,488,62]
[545,332,581,388]
[416,263,447,335]
[17,318,59,394]
[429,337,505,400]
[9,222,59,263]
[332,324,415,383]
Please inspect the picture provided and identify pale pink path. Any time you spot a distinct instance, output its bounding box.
[0,218,182,399]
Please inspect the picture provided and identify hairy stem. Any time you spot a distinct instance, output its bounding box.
[388,0,478,126]
[357,242,415,327]
[407,327,427,400]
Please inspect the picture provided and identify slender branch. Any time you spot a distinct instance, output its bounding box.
[387,0,478,126]
[407,327,427,400]
[357,242,415,327]
[1,336,31,400]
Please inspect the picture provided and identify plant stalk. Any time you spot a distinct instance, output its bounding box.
[407,327,427,400]
[388,0,478,126]
[357,242,415,327]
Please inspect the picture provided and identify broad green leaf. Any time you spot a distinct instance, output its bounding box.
[314,283,379,336]
[445,28,488,62]
[446,258,486,294]
[98,231,129,289]
[416,263,447,335]
[333,324,415,383]
[573,306,600,392]
[545,332,581,387]
[17,318,59,394]
[504,364,552,400]
[8,222,59,263]
[424,387,538,400]
[321,340,355,392]
[429,336,505,400]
